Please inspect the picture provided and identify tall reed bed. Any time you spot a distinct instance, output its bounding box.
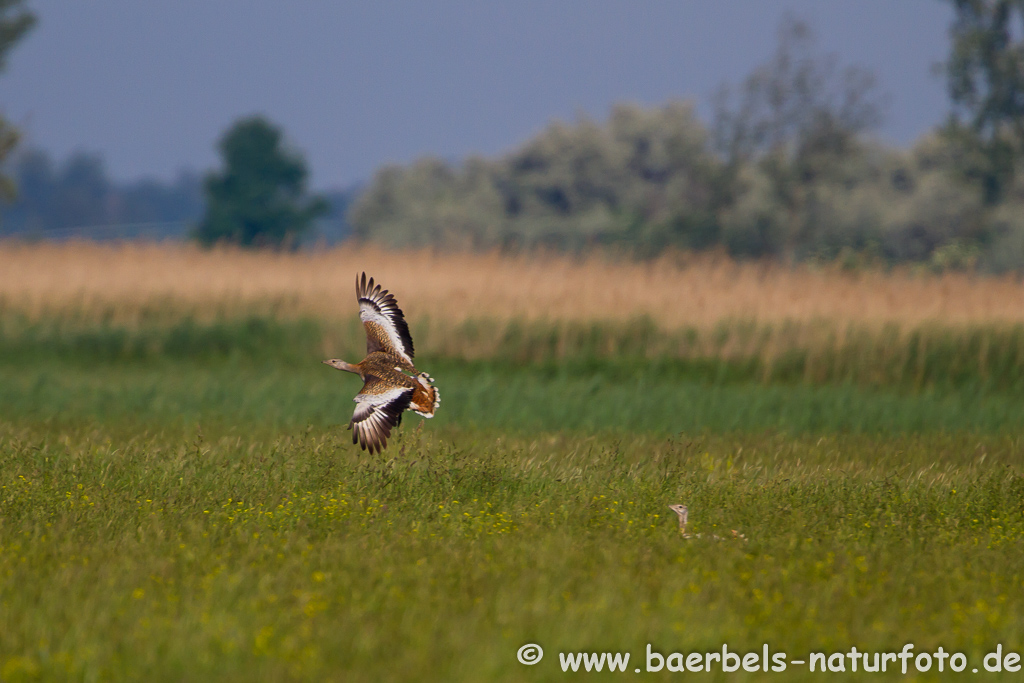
[4,241,1024,327]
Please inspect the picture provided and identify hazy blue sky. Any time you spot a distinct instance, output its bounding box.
[0,1,953,189]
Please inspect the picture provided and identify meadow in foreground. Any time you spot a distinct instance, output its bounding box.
[0,421,1023,682]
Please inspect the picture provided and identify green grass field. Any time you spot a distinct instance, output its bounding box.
[2,317,1024,681]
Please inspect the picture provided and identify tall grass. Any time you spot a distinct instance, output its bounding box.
[3,333,1024,436]
[5,242,1024,327]
[6,314,1024,394]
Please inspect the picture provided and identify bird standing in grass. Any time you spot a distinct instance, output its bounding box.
[668,504,690,537]
[668,504,747,541]
[323,273,440,454]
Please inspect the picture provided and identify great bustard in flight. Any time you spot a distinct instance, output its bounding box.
[323,273,440,454]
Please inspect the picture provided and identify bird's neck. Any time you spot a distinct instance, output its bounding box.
[337,360,361,374]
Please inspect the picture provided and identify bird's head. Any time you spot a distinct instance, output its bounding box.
[668,505,688,524]
[323,359,347,370]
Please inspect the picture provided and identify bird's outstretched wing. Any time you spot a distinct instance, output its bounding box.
[356,272,415,366]
[349,377,413,455]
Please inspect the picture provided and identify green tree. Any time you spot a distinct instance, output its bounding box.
[713,16,883,258]
[945,0,1024,202]
[194,116,327,248]
[349,102,722,253]
[0,0,35,200]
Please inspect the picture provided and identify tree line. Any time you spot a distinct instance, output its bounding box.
[0,141,355,244]
[349,7,1024,272]
[0,149,204,238]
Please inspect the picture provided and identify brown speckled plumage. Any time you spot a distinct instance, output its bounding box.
[323,274,440,454]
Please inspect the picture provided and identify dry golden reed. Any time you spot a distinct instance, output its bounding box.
[3,241,1024,328]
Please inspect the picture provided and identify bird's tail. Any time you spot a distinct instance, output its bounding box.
[411,372,440,418]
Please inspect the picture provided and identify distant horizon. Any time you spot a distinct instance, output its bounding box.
[0,1,953,190]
